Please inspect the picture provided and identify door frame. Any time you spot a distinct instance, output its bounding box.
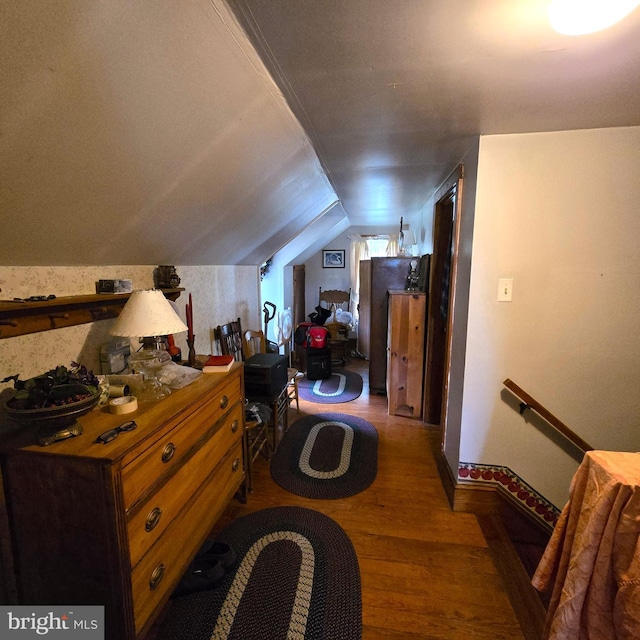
[292,264,305,366]
[423,165,464,436]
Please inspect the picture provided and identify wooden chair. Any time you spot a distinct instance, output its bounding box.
[243,329,266,359]
[243,402,271,493]
[217,319,274,491]
[319,287,351,366]
[287,368,303,412]
[318,287,351,312]
[215,318,244,362]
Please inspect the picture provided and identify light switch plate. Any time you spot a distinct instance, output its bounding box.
[498,278,513,302]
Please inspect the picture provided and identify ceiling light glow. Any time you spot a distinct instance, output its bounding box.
[549,0,640,35]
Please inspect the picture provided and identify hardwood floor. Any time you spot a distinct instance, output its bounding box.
[206,358,526,639]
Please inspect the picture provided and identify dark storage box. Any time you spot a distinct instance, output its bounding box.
[306,347,332,380]
[244,353,288,397]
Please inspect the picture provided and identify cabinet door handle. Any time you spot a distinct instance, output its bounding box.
[161,442,176,463]
[145,507,163,532]
[232,457,241,472]
[149,563,165,590]
[231,419,239,433]
[219,395,229,410]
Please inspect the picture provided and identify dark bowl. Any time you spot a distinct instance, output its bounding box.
[4,383,101,431]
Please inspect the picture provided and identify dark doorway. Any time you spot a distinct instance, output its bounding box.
[423,166,463,427]
[292,264,305,366]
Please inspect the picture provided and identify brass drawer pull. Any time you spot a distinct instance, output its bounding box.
[145,507,163,532]
[161,442,176,463]
[219,395,229,410]
[231,419,239,433]
[149,563,165,591]
[232,457,240,472]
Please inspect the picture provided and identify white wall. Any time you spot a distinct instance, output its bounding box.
[460,127,640,508]
[258,257,286,345]
[304,233,353,318]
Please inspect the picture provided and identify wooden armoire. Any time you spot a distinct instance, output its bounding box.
[358,257,415,394]
[387,291,427,418]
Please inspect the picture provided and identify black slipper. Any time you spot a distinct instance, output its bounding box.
[171,557,225,598]
[196,540,236,569]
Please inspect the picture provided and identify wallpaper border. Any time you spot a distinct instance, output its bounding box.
[458,461,561,527]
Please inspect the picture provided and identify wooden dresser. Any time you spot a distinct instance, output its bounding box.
[0,363,246,639]
[387,291,427,419]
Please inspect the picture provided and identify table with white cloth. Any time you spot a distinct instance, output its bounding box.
[532,450,640,639]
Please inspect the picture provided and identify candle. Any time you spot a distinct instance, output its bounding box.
[186,297,193,340]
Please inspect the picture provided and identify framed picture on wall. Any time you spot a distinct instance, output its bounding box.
[322,249,345,268]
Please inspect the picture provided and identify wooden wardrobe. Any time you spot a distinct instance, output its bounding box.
[387,291,427,419]
[358,256,415,395]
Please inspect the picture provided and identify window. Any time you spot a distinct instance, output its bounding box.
[348,234,396,328]
[366,237,391,257]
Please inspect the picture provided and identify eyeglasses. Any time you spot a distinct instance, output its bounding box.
[96,420,137,444]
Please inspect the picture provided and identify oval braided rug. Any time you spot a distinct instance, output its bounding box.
[270,412,378,499]
[155,507,361,640]
[298,370,363,404]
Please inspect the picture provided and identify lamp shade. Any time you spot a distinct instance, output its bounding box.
[402,229,416,246]
[110,289,188,337]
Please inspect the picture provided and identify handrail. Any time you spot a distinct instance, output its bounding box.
[503,378,594,454]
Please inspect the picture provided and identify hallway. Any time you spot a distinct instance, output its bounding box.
[210,359,525,639]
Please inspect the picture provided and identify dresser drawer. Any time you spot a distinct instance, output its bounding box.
[131,440,244,634]
[127,403,243,569]
[121,375,241,511]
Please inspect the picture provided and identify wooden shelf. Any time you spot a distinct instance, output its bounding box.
[0,289,184,340]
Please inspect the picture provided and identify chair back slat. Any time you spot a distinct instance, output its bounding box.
[319,287,351,311]
[243,329,266,359]
[215,317,244,361]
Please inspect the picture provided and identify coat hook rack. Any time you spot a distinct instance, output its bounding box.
[90,307,109,319]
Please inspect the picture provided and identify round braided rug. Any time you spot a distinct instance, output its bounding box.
[298,370,363,404]
[155,507,362,640]
[270,412,378,499]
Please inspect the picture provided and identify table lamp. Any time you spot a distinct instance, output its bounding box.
[399,228,416,255]
[110,289,188,401]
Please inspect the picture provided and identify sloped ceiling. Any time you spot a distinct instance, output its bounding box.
[276,202,352,267]
[0,0,338,266]
[2,1,640,267]
[229,0,640,226]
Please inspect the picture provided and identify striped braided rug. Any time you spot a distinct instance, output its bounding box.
[155,507,361,640]
[270,413,378,499]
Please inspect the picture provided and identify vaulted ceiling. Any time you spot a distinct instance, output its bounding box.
[2,1,639,266]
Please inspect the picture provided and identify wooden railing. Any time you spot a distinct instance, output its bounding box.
[503,378,594,454]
